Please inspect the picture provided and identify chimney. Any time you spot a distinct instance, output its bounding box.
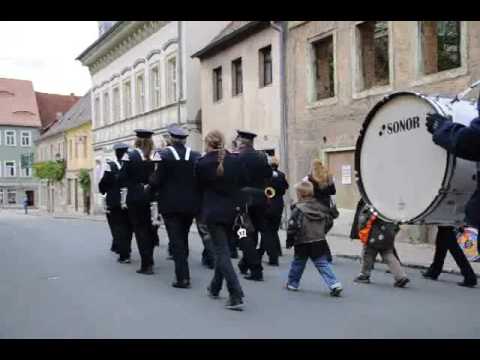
[70,93,75,97]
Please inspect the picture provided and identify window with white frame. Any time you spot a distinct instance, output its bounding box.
[150,64,161,109]
[311,35,335,100]
[136,72,145,114]
[356,21,390,91]
[419,21,462,76]
[94,96,101,126]
[5,130,16,146]
[259,45,272,87]
[21,131,31,147]
[5,161,16,177]
[112,86,120,122]
[7,189,16,204]
[167,56,177,103]
[123,80,132,118]
[213,67,223,102]
[21,166,32,177]
[103,91,110,125]
[232,58,243,96]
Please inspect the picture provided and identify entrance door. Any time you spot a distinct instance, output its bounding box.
[74,178,79,212]
[26,191,34,206]
[326,150,360,210]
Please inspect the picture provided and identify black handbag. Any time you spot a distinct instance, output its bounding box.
[329,197,340,219]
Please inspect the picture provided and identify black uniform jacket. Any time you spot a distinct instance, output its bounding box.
[265,169,289,217]
[433,111,480,227]
[195,150,241,225]
[118,148,155,206]
[98,160,122,209]
[237,147,273,207]
[149,144,201,215]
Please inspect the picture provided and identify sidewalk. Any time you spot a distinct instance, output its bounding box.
[10,208,480,277]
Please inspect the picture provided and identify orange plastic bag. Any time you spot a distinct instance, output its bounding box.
[358,213,377,245]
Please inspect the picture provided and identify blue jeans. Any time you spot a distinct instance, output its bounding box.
[288,254,341,290]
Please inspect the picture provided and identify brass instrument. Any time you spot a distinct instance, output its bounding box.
[150,201,161,226]
[265,186,276,199]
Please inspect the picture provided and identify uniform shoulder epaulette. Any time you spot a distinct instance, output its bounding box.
[121,152,131,161]
[152,151,162,161]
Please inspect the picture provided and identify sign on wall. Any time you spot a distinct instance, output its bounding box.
[341,165,352,185]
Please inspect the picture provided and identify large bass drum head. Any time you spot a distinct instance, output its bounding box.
[356,92,449,223]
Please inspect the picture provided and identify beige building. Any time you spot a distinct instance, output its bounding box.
[193,21,282,152]
[287,21,480,210]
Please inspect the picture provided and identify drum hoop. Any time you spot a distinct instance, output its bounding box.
[354,91,454,224]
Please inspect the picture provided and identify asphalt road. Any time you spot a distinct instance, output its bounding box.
[0,211,479,339]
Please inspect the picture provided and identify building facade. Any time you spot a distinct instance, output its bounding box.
[77,21,229,213]
[193,21,282,152]
[287,21,480,211]
[0,78,41,208]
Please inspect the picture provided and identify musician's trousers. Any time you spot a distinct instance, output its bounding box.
[163,213,194,281]
[258,213,282,263]
[108,207,133,260]
[128,203,155,269]
[238,205,265,275]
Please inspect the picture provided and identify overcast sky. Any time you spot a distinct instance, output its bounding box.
[0,21,99,96]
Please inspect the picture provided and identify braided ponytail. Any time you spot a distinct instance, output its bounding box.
[204,130,226,177]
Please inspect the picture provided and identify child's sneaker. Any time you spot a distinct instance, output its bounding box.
[394,277,410,288]
[354,274,370,284]
[330,287,343,297]
[285,283,299,291]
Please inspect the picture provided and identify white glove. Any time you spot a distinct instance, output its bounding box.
[104,162,112,172]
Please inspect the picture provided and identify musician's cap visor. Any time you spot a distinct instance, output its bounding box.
[134,129,154,138]
[113,143,129,150]
[168,124,188,139]
[236,130,257,140]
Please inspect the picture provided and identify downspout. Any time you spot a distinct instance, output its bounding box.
[177,21,183,125]
[270,21,291,225]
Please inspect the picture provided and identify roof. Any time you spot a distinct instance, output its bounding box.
[191,21,269,59]
[0,77,41,128]
[39,92,91,141]
[35,92,81,132]
[76,21,125,62]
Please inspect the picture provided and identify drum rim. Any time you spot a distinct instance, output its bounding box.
[354,91,454,224]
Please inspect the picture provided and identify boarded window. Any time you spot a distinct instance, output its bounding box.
[259,45,272,87]
[420,21,461,75]
[357,21,389,90]
[213,66,223,102]
[136,73,145,114]
[232,58,243,96]
[150,65,161,109]
[112,87,120,122]
[312,35,335,100]
[167,57,177,103]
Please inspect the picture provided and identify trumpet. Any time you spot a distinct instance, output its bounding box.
[265,186,276,199]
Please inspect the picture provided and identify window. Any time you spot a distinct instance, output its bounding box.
[21,166,32,177]
[5,130,16,146]
[420,21,462,75]
[136,73,145,114]
[0,190,3,205]
[150,65,161,109]
[94,96,101,126]
[259,45,272,87]
[75,138,79,159]
[232,58,243,96]
[312,35,335,100]
[167,56,177,103]
[103,92,110,125]
[213,67,223,102]
[21,131,31,147]
[67,179,72,205]
[7,189,16,204]
[5,161,16,177]
[123,80,132,118]
[112,87,120,122]
[357,21,390,90]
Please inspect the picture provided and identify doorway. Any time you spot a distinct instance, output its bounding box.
[326,150,360,209]
[26,191,34,206]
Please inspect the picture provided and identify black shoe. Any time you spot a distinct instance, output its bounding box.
[207,286,220,299]
[172,279,191,289]
[118,257,131,264]
[244,273,263,281]
[136,267,154,275]
[268,260,279,266]
[225,296,244,311]
[394,277,410,288]
[354,275,370,284]
[330,287,343,297]
[458,280,477,288]
[421,270,438,280]
[238,262,249,275]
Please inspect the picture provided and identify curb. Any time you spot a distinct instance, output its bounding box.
[335,254,480,279]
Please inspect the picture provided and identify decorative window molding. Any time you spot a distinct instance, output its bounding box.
[162,38,179,52]
[121,66,132,76]
[109,73,120,82]
[133,58,146,69]
[146,49,162,60]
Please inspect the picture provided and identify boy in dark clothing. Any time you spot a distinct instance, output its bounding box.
[286,181,343,297]
[354,204,409,287]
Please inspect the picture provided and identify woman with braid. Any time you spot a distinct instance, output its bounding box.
[195,130,245,311]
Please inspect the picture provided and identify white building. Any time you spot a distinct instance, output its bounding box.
[77,21,229,213]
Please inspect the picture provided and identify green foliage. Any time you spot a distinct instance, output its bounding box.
[33,160,65,183]
[78,169,91,193]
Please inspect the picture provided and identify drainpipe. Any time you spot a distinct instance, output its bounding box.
[177,21,183,125]
[270,21,291,225]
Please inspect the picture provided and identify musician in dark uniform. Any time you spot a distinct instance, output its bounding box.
[424,103,479,287]
[149,125,202,288]
[196,130,245,310]
[235,130,273,281]
[258,154,289,266]
[99,143,133,263]
[118,129,156,275]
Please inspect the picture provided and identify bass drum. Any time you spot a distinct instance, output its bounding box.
[355,91,478,225]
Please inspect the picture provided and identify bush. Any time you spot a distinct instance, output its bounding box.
[33,160,65,183]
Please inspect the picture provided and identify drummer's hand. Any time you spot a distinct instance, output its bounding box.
[426,113,449,134]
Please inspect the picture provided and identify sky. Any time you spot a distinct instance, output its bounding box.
[0,21,99,96]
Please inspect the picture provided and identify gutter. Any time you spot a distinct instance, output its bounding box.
[177,21,183,124]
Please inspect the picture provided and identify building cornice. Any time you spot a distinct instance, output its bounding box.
[77,21,171,75]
